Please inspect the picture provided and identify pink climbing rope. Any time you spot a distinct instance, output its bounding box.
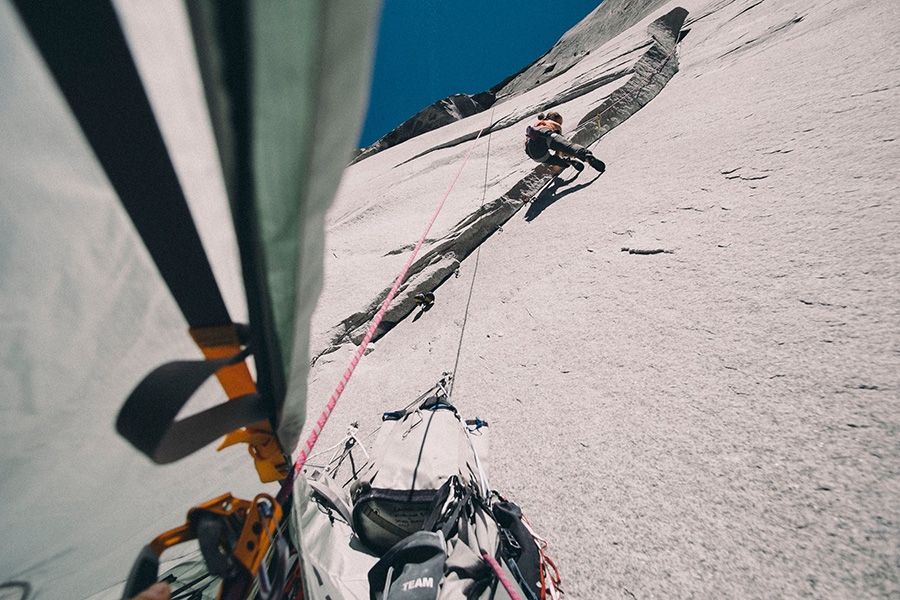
[287,119,491,484]
[483,554,524,600]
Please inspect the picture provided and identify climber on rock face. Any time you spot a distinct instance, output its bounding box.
[524,111,605,174]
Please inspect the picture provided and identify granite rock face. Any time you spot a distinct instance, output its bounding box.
[318,8,688,356]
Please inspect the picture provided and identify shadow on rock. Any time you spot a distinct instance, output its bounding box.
[524,172,603,222]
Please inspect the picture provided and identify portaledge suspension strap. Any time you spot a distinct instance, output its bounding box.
[12,0,289,482]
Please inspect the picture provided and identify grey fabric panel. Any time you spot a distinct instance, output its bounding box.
[292,475,379,600]
[267,0,382,453]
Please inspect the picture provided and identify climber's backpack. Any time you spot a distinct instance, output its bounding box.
[525,125,547,141]
[349,397,488,554]
[296,385,561,600]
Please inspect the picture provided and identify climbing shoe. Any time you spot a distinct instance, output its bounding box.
[587,157,606,173]
[414,292,435,311]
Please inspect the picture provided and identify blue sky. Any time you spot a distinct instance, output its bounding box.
[359,0,603,146]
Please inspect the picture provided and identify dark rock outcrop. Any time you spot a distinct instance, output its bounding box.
[350,92,495,165]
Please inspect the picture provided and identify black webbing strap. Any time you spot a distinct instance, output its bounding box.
[116,348,270,463]
[12,0,230,327]
[12,0,276,461]
[184,2,287,417]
